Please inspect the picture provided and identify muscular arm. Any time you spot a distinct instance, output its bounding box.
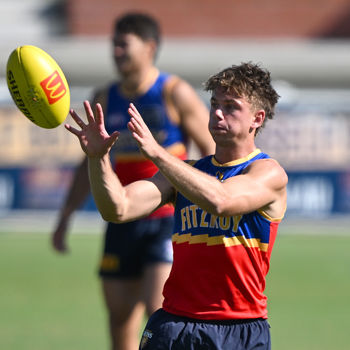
[142,148,286,217]
[66,101,175,223]
[88,154,174,223]
[128,104,288,218]
[88,88,175,222]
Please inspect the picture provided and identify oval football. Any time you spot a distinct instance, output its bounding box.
[6,45,70,129]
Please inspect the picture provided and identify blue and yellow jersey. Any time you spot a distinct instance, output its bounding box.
[104,72,187,217]
[163,149,283,320]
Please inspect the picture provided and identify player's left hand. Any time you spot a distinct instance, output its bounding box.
[127,103,162,160]
[65,100,120,158]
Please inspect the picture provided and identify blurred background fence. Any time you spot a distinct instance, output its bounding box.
[1,0,350,221]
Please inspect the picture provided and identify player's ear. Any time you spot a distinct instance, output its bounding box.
[252,110,265,129]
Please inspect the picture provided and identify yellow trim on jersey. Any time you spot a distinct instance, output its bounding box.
[211,149,262,167]
[258,207,286,222]
[172,232,268,252]
[187,160,197,166]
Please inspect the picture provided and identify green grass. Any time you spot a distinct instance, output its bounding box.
[0,233,109,350]
[266,233,350,350]
[0,229,350,349]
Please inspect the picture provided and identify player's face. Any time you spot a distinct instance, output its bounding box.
[208,87,261,144]
[112,33,154,74]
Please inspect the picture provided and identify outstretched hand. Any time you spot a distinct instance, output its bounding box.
[127,103,162,160]
[65,101,120,158]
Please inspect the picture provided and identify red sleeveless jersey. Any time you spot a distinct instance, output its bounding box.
[162,150,283,320]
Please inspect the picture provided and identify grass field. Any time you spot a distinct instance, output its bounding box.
[267,233,350,350]
[1,220,350,349]
[0,232,109,350]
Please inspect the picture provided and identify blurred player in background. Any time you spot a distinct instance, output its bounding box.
[65,61,288,350]
[51,12,214,350]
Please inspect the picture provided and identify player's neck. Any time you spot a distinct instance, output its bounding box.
[214,141,258,165]
[120,66,159,97]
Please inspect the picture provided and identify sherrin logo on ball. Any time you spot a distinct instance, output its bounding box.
[6,45,70,129]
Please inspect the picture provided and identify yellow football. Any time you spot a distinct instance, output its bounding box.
[6,45,70,129]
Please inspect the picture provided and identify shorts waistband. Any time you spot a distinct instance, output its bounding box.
[160,309,266,325]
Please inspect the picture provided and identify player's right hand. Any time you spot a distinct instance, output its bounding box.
[65,101,120,158]
[127,103,163,160]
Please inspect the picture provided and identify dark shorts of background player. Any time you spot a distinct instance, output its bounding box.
[99,216,174,279]
[139,309,271,350]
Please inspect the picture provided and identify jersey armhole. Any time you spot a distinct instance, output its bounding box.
[257,208,286,222]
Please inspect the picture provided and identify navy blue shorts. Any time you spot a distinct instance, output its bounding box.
[139,309,271,350]
[98,217,174,279]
